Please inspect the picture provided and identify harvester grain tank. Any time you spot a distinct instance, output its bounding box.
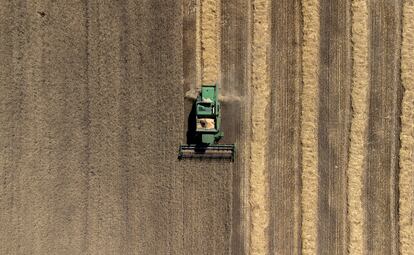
[179,84,235,160]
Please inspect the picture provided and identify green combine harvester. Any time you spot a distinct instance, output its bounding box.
[179,84,235,160]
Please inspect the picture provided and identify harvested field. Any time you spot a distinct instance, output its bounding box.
[0,0,413,254]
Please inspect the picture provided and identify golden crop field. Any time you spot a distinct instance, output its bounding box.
[0,0,412,254]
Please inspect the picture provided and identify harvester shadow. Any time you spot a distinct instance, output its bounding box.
[186,100,201,144]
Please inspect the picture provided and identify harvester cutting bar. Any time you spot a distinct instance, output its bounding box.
[178,144,235,161]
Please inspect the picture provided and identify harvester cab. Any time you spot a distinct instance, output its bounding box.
[179,84,235,160]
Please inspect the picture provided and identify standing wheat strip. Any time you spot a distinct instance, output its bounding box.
[301,0,320,254]
[250,0,271,254]
[347,0,370,254]
[200,0,220,84]
[399,1,414,254]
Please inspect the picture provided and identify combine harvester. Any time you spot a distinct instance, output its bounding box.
[179,84,235,160]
